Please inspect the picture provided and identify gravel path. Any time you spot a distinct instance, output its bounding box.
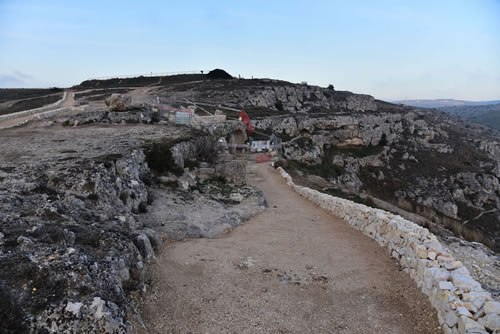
[138,162,441,334]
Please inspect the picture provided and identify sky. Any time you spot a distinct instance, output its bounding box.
[0,0,499,101]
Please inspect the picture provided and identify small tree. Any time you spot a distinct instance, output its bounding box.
[327,84,334,90]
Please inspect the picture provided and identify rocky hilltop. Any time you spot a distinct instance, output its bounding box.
[0,108,265,332]
[0,70,499,332]
[151,73,500,253]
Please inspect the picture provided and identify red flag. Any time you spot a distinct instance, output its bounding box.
[239,110,254,136]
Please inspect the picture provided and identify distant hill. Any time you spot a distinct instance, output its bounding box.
[392,99,500,108]
[438,103,500,131]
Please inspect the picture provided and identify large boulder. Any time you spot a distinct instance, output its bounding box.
[105,94,132,112]
[282,136,322,165]
[215,161,247,184]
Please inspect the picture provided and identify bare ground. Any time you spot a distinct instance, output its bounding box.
[137,162,441,334]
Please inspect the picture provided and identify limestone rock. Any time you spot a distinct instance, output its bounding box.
[451,274,483,292]
[283,137,322,165]
[444,311,459,327]
[65,301,83,317]
[458,316,486,332]
[478,313,500,331]
[134,234,155,259]
[215,160,247,184]
[105,93,132,111]
[484,301,500,315]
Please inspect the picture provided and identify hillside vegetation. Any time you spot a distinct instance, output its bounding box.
[438,103,500,131]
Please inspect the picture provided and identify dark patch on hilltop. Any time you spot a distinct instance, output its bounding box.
[0,88,62,104]
[207,69,233,80]
[73,74,207,90]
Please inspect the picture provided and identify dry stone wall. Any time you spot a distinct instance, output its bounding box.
[276,166,500,334]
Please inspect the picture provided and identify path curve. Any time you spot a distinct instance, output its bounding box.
[0,89,74,129]
[139,162,440,334]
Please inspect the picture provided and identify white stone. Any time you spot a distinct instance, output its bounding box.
[462,292,492,310]
[464,330,488,334]
[478,313,500,331]
[65,301,83,316]
[424,267,449,290]
[457,306,473,318]
[439,281,455,291]
[452,266,470,276]
[424,239,443,252]
[442,261,462,270]
[428,251,437,260]
[442,324,453,334]
[444,311,459,327]
[451,274,482,292]
[458,316,485,332]
[91,297,106,320]
[484,301,500,315]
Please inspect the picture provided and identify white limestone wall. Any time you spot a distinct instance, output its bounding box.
[276,167,500,334]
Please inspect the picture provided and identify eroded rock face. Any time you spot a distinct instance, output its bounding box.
[0,118,264,333]
[269,106,500,251]
[105,94,132,111]
[0,148,150,333]
[63,109,164,126]
[160,79,377,113]
[215,160,247,184]
[283,137,323,165]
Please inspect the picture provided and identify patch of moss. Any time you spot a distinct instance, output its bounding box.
[144,138,187,176]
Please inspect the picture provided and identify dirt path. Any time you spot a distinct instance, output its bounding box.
[0,90,74,129]
[138,163,440,334]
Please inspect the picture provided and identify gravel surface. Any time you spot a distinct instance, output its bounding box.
[138,163,441,334]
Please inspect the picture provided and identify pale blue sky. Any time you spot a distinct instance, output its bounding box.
[1,0,499,100]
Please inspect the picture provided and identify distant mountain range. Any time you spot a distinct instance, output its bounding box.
[392,99,500,108]
[392,99,500,131]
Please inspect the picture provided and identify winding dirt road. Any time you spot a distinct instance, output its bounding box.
[139,162,440,334]
[0,90,74,129]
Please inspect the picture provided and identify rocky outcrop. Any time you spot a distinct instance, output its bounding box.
[0,149,151,333]
[0,116,264,333]
[253,117,298,136]
[160,79,377,113]
[63,109,165,126]
[105,93,132,111]
[215,160,247,184]
[283,137,323,165]
[253,112,403,148]
[268,106,500,251]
